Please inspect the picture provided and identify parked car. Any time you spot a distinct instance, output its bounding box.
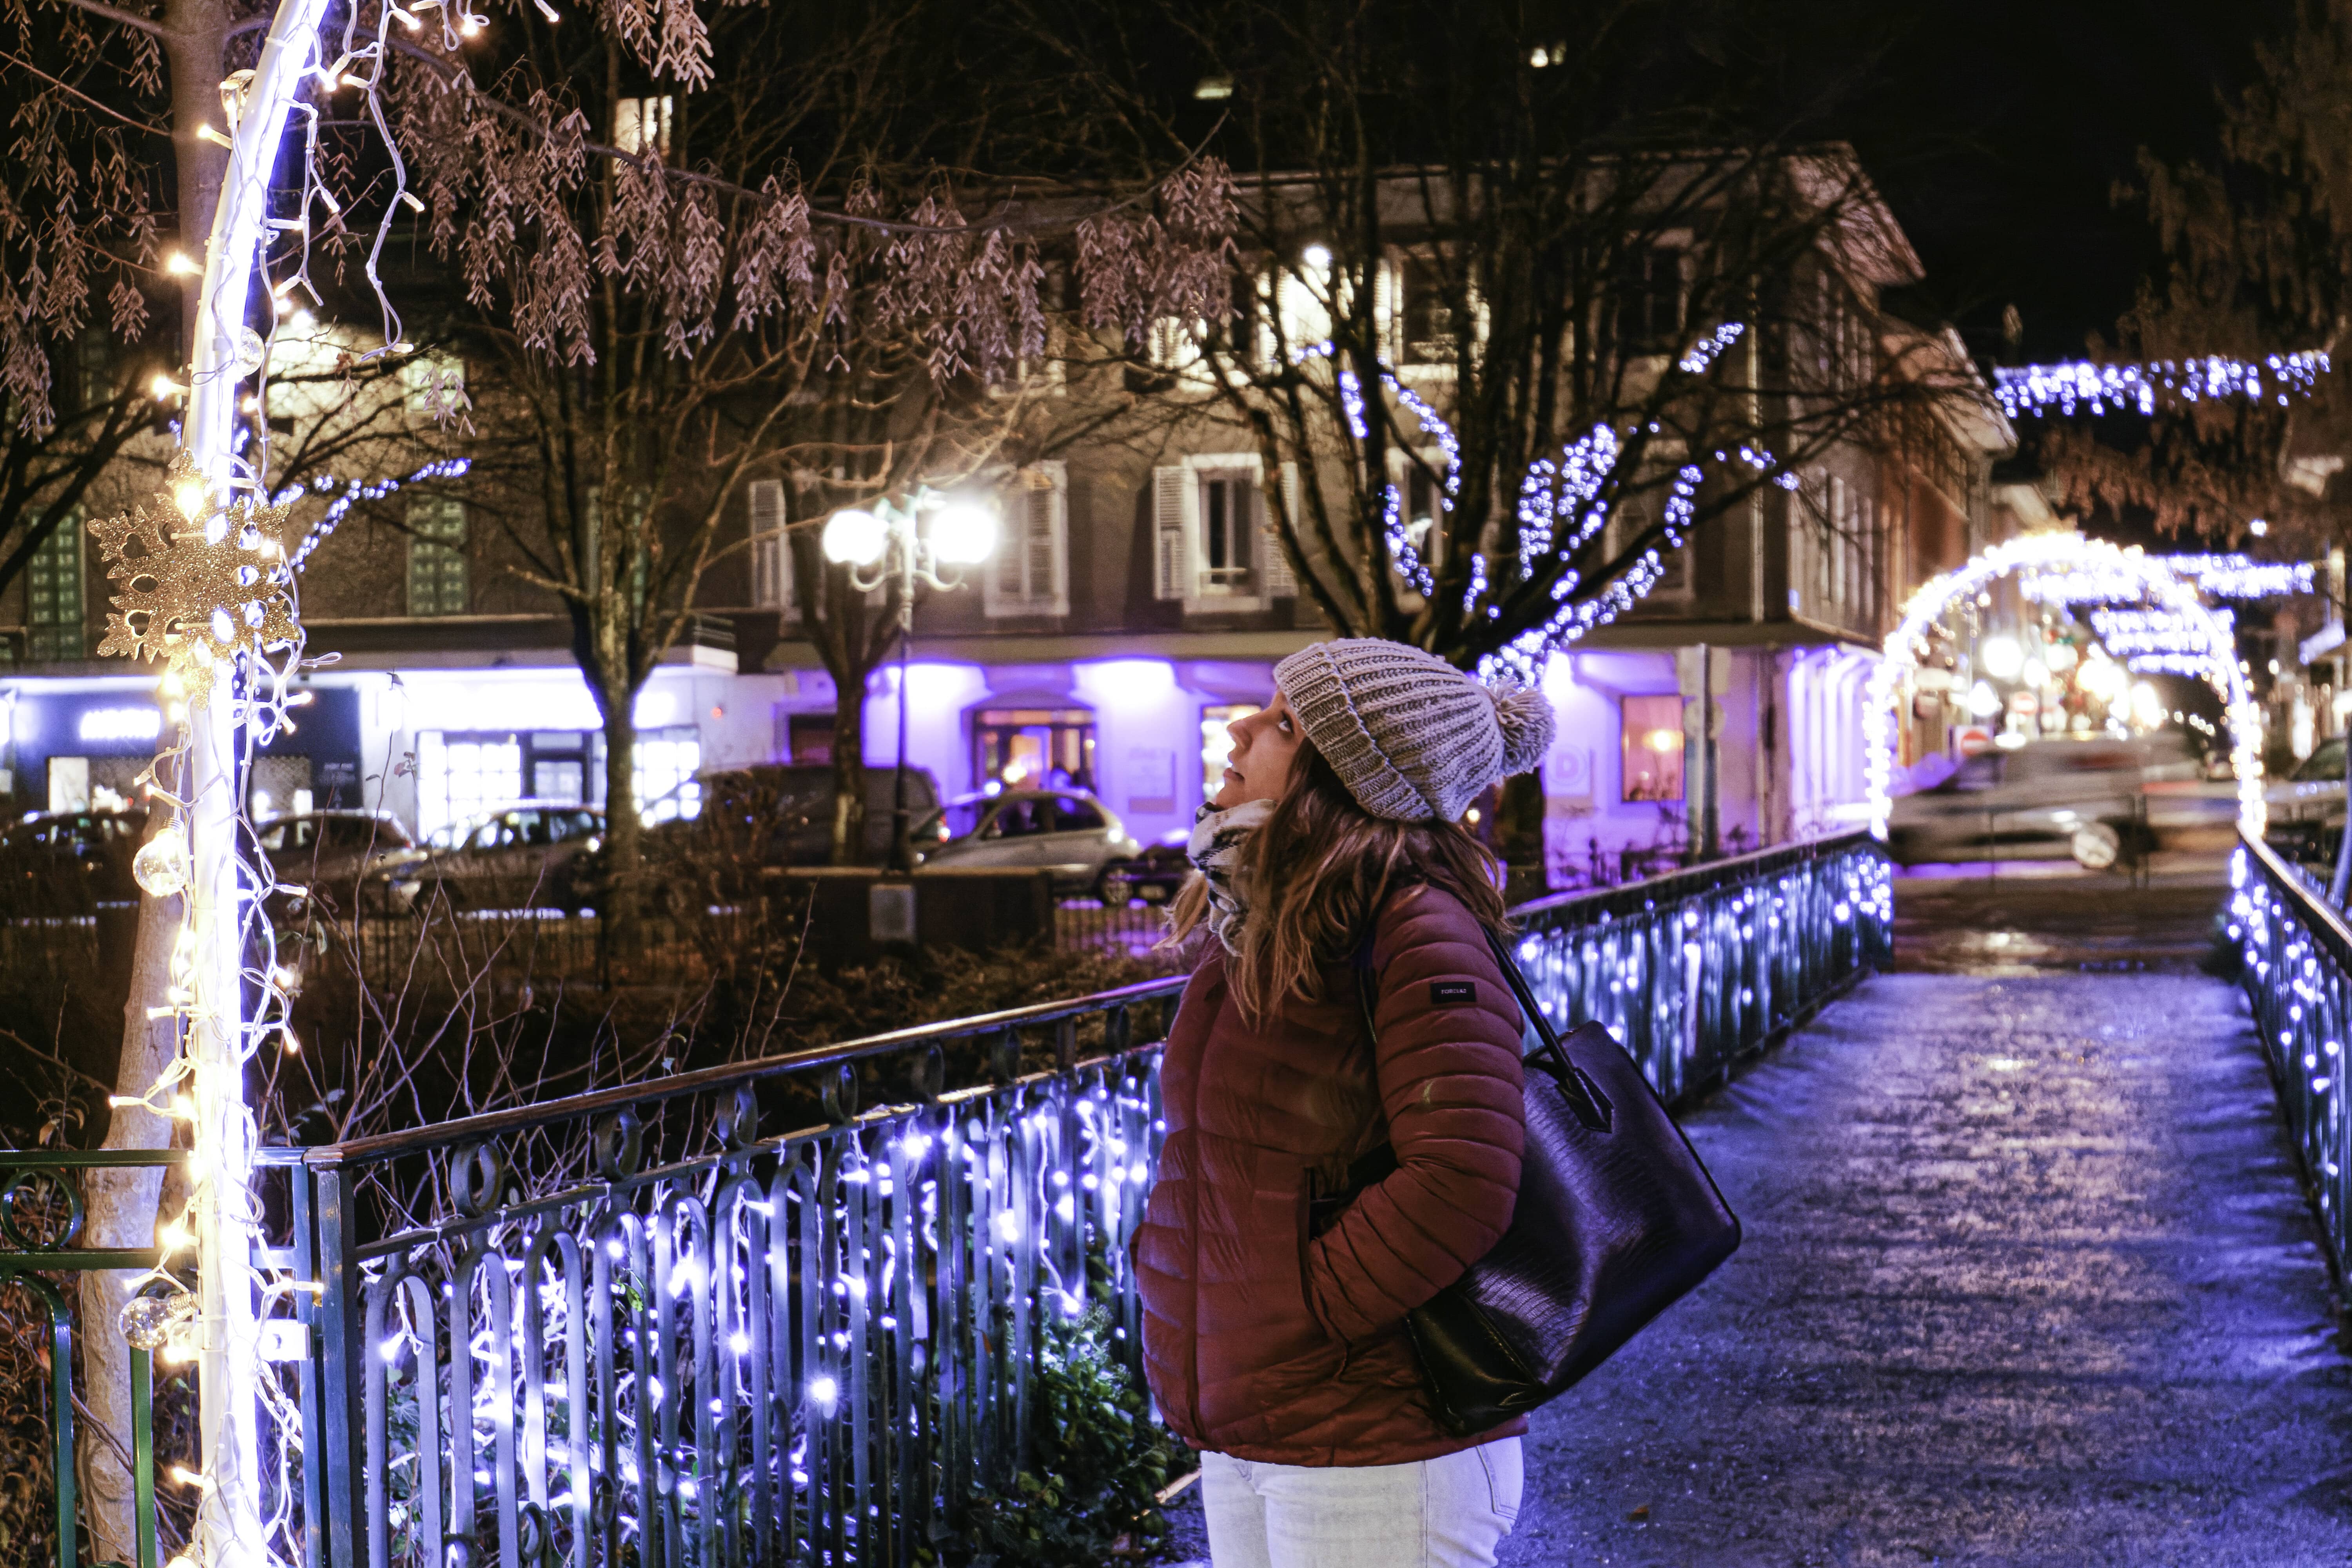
[911,789,1142,895]
[695,764,942,866]
[2267,735,2347,866]
[1887,733,2225,869]
[392,803,606,913]
[254,809,421,913]
[0,808,146,915]
[1096,842,1191,905]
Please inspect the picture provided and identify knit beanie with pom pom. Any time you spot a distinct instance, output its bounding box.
[1272,638,1559,822]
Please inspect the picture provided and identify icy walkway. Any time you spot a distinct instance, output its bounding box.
[1499,971,2352,1567]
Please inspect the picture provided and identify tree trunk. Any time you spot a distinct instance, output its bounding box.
[163,0,230,360]
[80,0,231,1548]
[1497,769,1549,906]
[601,701,641,961]
[78,835,183,1562]
[828,674,867,866]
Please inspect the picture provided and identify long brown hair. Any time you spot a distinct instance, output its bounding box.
[1165,739,1510,1022]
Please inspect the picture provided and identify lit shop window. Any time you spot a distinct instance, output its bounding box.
[1620,694,1685,803]
[974,707,1096,791]
[1201,703,1259,797]
[418,731,524,838]
[636,728,704,823]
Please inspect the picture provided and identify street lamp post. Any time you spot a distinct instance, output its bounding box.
[822,489,998,872]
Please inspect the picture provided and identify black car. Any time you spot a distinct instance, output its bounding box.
[0,808,147,916]
[695,764,942,866]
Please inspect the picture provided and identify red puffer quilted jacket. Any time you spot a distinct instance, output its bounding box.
[1133,882,1528,1466]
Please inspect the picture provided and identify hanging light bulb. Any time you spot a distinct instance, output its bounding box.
[133,823,192,898]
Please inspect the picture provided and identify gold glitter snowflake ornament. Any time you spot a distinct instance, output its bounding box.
[89,451,299,703]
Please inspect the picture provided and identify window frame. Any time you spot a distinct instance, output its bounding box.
[983,461,1071,618]
[1619,693,1687,804]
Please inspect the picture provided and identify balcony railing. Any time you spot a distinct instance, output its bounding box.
[9,833,1891,1568]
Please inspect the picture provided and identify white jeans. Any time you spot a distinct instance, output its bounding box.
[1199,1438,1523,1568]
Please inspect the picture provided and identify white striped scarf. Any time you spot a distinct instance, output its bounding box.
[1186,797,1274,956]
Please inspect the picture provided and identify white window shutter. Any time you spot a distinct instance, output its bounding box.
[1153,465,1189,601]
[750,479,793,619]
[1265,463,1300,598]
[1037,460,1070,615]
[991,463,1070,617]
[988,485,1025,611]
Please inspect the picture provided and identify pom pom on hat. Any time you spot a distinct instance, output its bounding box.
[1488,683,1558,777]
[1272,638,1563,822]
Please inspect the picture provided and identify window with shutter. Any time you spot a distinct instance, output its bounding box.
[407,497,468,616]
[985,462,1069,617]
[1152,466,1190,601]
[1265,464,1299,598]
[1829,476,1849,608]
[1167,454,1281,610]
[749,479,794,619]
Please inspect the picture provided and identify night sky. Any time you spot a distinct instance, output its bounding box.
[1828,0,2292,364]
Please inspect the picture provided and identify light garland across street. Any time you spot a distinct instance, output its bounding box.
[1993,351,2330,418]
[2022,554,2315,606]
[1866,533,2265,843]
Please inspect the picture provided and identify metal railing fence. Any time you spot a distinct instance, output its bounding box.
[12,834,1891,1568]
[2227,831,2352,1297]
[285,978,1189,1568]
[0,1149,174,1568]
[1514,831,1891,1104]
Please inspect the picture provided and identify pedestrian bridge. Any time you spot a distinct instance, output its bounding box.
[1480,857,2352,1567]
[12,832,2352,1568]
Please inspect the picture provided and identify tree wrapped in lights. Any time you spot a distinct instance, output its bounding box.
[12,0,1237,1558]
[1031,0,1990,872]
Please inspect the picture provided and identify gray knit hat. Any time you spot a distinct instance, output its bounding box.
[1272,638,1559,822]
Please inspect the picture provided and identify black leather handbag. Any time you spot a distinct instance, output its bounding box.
[1314,929,1741,1436]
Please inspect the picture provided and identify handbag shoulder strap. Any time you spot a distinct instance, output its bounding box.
[1352,914,1590,1088]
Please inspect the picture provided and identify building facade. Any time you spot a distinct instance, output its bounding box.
[0,156,2010,886]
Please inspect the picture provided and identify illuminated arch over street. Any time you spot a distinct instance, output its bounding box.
[1863,532,2264,842]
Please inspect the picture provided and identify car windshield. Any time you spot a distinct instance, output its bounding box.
[1055,795,1107,831]
[1935,754,2004,793]
[2298,738,2346,783]
[991,799,1049,837]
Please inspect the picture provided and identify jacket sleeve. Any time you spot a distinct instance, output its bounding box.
[1303,886,1526,1344]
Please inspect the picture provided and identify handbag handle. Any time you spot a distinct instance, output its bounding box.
[1481,927,1614,1133]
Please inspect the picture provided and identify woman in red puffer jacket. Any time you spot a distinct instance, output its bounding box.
[1134,637,1557,1568]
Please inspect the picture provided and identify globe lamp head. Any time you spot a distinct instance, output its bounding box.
[929,501,998,566]
[821,509,888,567]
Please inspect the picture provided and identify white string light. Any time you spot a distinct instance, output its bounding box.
[2022,553,2315,605]
[1993,351,2330,418]
[1313,334,1786,680]
[2087,606,2239,673]
[1866,533,2264,844]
